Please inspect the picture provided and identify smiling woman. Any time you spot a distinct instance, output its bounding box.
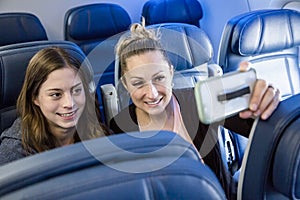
[0,47,111,165]
[33,67,86,146]
[109,21,281,200]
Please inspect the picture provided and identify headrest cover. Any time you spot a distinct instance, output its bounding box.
[142,0,203,26]
[0,13,47,46]
[231,9,300,55]
[66,3,131,41]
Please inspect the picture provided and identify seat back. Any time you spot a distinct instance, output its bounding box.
[64,3,132,119]
[0,130,226,199]
[218,9,300,99]
[142,0,203,27]
[64,3,131,55]
[0,12,47,46]
[0,41,93,133]
[216,10,300,179]
[238,93,300,200]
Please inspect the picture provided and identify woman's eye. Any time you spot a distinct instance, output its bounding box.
[131,81,144,88]
[154,75,166,82]
[72,87,82,95]
[50,93,61,99]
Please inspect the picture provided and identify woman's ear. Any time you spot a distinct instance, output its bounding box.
[33,98,40,107]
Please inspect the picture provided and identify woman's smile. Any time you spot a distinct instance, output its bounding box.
[56,109,78,120]
[144,96,163,106]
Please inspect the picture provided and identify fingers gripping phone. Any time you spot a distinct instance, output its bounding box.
[194,69,257,124]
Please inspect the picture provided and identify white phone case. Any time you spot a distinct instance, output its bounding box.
[194,69,257,124]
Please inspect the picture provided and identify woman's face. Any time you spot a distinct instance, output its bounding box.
[123,50,173,116]
[34,67,86,137]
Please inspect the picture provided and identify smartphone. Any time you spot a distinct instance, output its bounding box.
[194,68,257,124]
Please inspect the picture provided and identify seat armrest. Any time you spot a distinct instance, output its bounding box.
[208,63,223,77]
[100,84,119,126]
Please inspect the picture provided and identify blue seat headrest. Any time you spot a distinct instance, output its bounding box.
[147,23,213,71]
[231,9,300,55]
[0,13,47,46]
[142,0,203,27]
[65,3,131,41]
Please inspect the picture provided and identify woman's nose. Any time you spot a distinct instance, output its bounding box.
[62,93,75,108]
[145,82,159,98]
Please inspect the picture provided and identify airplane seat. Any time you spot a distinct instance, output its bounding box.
[217,8,300,182]
[238,93,300,200]
[64,3,132,120]
[218,8,300,100]
[0,130,226,199]
[0,41,94,134]
[141,0,203,27]
[0,12,48,46]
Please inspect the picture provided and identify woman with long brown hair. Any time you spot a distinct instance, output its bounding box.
[0,47,110,165]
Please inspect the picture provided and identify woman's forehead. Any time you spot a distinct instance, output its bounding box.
[41,67,82,89]
[123,63,170,79]
[126,51,168,69]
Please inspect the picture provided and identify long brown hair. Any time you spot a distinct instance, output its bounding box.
[17,47,110,153]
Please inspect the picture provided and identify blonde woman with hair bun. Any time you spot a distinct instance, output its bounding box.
[110,21,280,200]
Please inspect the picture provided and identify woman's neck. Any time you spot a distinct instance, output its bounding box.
[56,134,75,146]
[49,126,76,147]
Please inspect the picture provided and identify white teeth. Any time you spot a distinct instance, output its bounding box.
[147,99,160,105]
[60,112,75,117]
